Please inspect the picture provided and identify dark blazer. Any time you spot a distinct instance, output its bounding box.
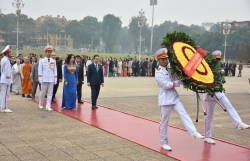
[77,63,84,82]
[142,61,148,68]
[87,63,104,86]
[56,60,62,80]
[152,59,157,68]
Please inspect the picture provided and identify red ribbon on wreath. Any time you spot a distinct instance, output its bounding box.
[183,48,207,78]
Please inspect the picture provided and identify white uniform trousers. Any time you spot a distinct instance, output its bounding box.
[0,83,10,109]
[205,96,242,138]
[39,82,54,108]
[160,101,197,145]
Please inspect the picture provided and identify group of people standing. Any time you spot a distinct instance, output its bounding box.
[221,61,243,77]
[0,45,104,113]
[84,56,159,78]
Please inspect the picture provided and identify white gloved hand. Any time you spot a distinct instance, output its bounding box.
[39,81,43,84]
[54,82,57,85]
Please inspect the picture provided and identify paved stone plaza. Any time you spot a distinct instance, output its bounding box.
[1,68,250,161]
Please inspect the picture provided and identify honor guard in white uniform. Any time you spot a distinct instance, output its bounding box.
[38,45,57,111]
[155,48,204,151]
[203,50,250,144]
[0,45,13,113]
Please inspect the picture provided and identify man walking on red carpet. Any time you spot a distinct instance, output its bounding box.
[87,55,104,110]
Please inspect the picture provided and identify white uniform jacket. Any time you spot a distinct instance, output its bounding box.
[203,92,225,101]
[38,57,57,83]
[155,65,182,106]
[0,56,12,84]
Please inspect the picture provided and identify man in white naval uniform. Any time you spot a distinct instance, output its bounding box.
[0,45,13,113]
[203,50,250,144]
[155,48,204,151]
[38,45,57,111]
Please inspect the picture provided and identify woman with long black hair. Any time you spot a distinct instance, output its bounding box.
[61,54,78,109]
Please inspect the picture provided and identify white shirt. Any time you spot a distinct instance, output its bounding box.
[38,57,57,83]
[0,56,12,84]
[155,65,182,106]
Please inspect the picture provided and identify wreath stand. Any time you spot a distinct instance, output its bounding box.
[195,92,227,122]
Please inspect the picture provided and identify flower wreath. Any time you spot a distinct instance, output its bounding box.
[161,32,226,96]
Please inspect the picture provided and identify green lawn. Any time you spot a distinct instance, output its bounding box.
[0,48,153,60]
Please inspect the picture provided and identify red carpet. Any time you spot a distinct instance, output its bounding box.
[32,98,250,161]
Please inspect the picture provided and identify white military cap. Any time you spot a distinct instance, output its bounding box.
[211,50,221,59]
[44,45,53,51]
[1,45,11,54]
[154,48,168,59]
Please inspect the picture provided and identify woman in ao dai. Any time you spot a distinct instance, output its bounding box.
[62,54,78,109]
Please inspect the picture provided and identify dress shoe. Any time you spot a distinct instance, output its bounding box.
[45,95,47,98]
[204,138,216,144]
[27,95,32,98]
[22,94,25,97]
[161,144,172,151]
[51,100,56,103]
[46,107,53,111]
[191,131,204,139]
[95,106,98,109]
[237,122,250,130]
[39,104,43,109]
[92,106,95,110]
[78,101,84,104]
[1,108,12,113]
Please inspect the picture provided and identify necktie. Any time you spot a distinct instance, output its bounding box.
[96,64,98,71]
[48,58,50,62]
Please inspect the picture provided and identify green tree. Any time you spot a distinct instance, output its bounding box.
[238,42,250,62]
[101,14,122,53]
[117,27,133,53]
[65,20,83,48]
[80,16,100,47]
[19,14,35,46]
[202,22,215,31]
[0,13,35,47]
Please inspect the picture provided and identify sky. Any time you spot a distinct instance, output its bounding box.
[0,0,250,27]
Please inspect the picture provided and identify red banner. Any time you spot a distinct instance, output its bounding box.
[183,48,207,78]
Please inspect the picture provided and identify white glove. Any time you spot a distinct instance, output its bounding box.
[39,81,43,84]
[54,82,57,85]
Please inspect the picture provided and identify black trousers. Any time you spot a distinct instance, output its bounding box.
[52,81,59,100]
[91,85,100,107]
[152,67,156,77]
[141,68,145,76]
[77,83,83,101]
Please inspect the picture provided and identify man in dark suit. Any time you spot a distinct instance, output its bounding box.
[141,58,148,76]
[75,55,84,104]
[87,55,104,110]
[134,57,140,77]
[225,61,230,76]
[51,53,62,103]
[152,56,157,77]
[18,54,24,64]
